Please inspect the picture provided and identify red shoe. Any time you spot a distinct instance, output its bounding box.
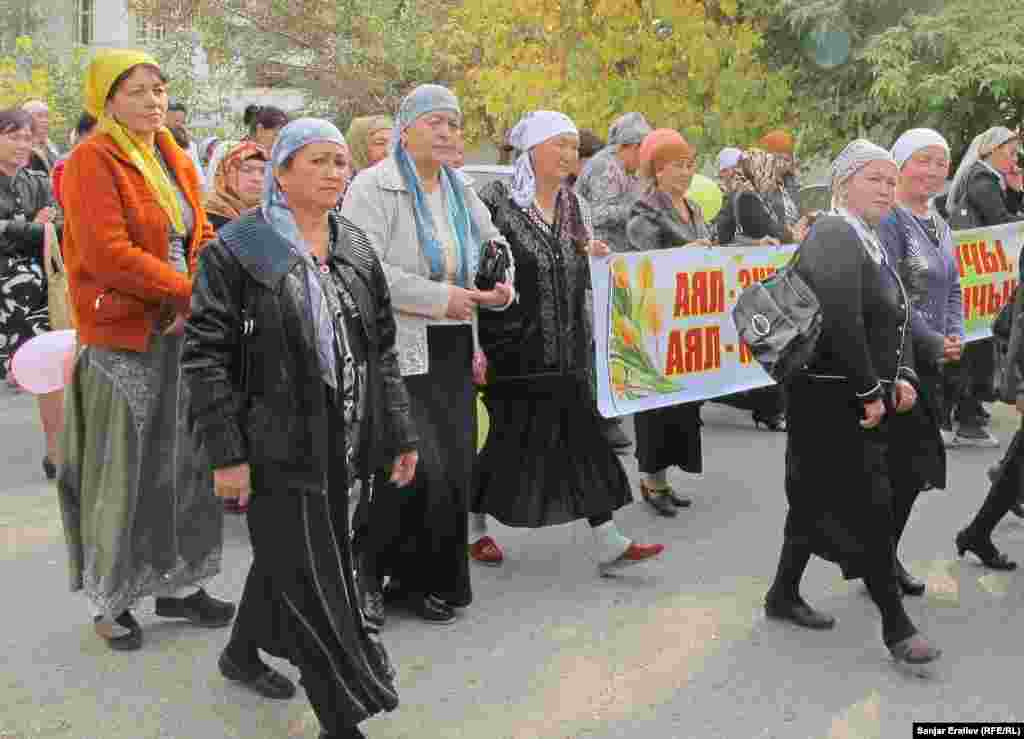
[599,542,664,575]
[469,536,504,566]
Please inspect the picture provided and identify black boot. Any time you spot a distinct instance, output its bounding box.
[357,551,385,626]
[957,445,1022,570]
[765,537,835,630]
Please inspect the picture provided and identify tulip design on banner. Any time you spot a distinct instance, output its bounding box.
[609,257,683,400]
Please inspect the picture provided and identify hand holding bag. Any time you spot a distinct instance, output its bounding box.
[475,239,512,291]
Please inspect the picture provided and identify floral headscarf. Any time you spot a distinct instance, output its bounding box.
[204,141,267,222]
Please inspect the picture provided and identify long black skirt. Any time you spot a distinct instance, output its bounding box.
[634,402,703,475]
[473,374,632,528]
[239,434,398,732]
[784,375,896,580]
[360,325,474,606]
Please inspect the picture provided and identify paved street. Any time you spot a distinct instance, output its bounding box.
[4,385,1024,739]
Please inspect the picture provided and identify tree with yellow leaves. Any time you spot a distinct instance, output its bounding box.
[0,36,50,110]
[434,0,793,153]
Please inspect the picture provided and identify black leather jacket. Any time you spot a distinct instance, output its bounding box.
[182,211,417,495]
[0,168,60,274]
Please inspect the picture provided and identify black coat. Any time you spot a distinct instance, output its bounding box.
[797,217,914,400]
[477,181,591,381]
[182,211,417,495]
[949,161,1024,228]
[0,168,60,274]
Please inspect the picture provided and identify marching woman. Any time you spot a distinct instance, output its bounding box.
[342,85,514,625]
[472,110,664,574]
[59,49,231,651]
[184,119,415,738]
[878,129,958,593]
[764,139,941,665]
[624,129,706,517]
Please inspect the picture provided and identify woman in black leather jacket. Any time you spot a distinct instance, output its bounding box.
[183,120,417,739]
[764,139,941,666]
[0,107,63,478]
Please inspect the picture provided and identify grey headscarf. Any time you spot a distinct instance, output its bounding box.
[263,118,347,389]
[830,139,896,264]
[607,112,652,148]
[946,126,1018,214]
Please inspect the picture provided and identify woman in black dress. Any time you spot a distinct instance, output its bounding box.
[764,139,941,666]
[184,119,417,739]
[472,111,664,574]
[623,129,707,517]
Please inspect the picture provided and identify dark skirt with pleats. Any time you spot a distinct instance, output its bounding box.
[238,412,398,733]
[359,325,474,606]
[472,373,633,528]
[783,375,896,580]
[633,402,703,475]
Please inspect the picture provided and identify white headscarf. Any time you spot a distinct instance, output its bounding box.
[946,126,1018,213]
[717,147,743,173]
[507,110,578,208]
[890,128,949,170]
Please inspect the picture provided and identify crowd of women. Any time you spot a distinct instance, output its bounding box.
[3,44,1024,736]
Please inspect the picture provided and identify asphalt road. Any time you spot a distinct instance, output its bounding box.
[3,385,1024,739]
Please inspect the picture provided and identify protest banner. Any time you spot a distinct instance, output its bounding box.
[591,221,1024,418]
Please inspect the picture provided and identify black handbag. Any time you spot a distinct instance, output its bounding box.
[475,239,512,291]
[731,249,822,382]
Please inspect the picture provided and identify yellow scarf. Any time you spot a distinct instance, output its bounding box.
[83,49,185,235]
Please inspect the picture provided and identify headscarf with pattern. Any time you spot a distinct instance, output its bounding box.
[263,118,347,388]
[946,126,1018,214]
[507,110,578,208]
[204,141,267,222]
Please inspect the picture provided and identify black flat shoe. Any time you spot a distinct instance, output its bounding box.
[414,594,456,625]
[765,596,836,630]
[94,610,143,651]
[752,412,786,432]
[155,588,236,627]
[895,561,926,597]
[42,456,56,480]
[218,650,296,700]
[640,483,677,517]
[362,589,385,627]
[956,530,1017,571]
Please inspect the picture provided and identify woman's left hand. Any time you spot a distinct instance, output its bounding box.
[476,282,514,308]
[893,379,917,413]
[390,451,419,488]
[586,240,611,258]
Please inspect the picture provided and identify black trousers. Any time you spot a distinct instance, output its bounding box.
[950,340,995,426]
[966,418,1024,539]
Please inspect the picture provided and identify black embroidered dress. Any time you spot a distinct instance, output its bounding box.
[472,181,632,527]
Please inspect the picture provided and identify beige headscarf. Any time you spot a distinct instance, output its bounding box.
[346,114,393,172]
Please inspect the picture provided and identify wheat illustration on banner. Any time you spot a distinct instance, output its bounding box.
[609,257,684,400]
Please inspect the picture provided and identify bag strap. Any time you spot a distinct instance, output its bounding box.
[43,223,63,277]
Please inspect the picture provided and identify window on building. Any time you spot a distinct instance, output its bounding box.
[74,0,95,45]
[136,18,167,44]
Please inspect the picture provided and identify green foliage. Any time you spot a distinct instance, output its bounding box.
[745,0,1024,163]
[435,0,792,158]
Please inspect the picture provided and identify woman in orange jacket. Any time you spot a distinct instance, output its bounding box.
[57,49,233,651]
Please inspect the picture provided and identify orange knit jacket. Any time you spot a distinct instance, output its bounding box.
[62,130,214,352]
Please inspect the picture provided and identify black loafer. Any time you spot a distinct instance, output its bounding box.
[94,610,143,651]
[765,597,836,630]
[895,562,926,596]
[415,594,456,624]
[155,589,236,627]
[362,590,385,627]
[218,650,296,700]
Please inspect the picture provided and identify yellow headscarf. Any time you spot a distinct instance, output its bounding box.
[84,49,185,234]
